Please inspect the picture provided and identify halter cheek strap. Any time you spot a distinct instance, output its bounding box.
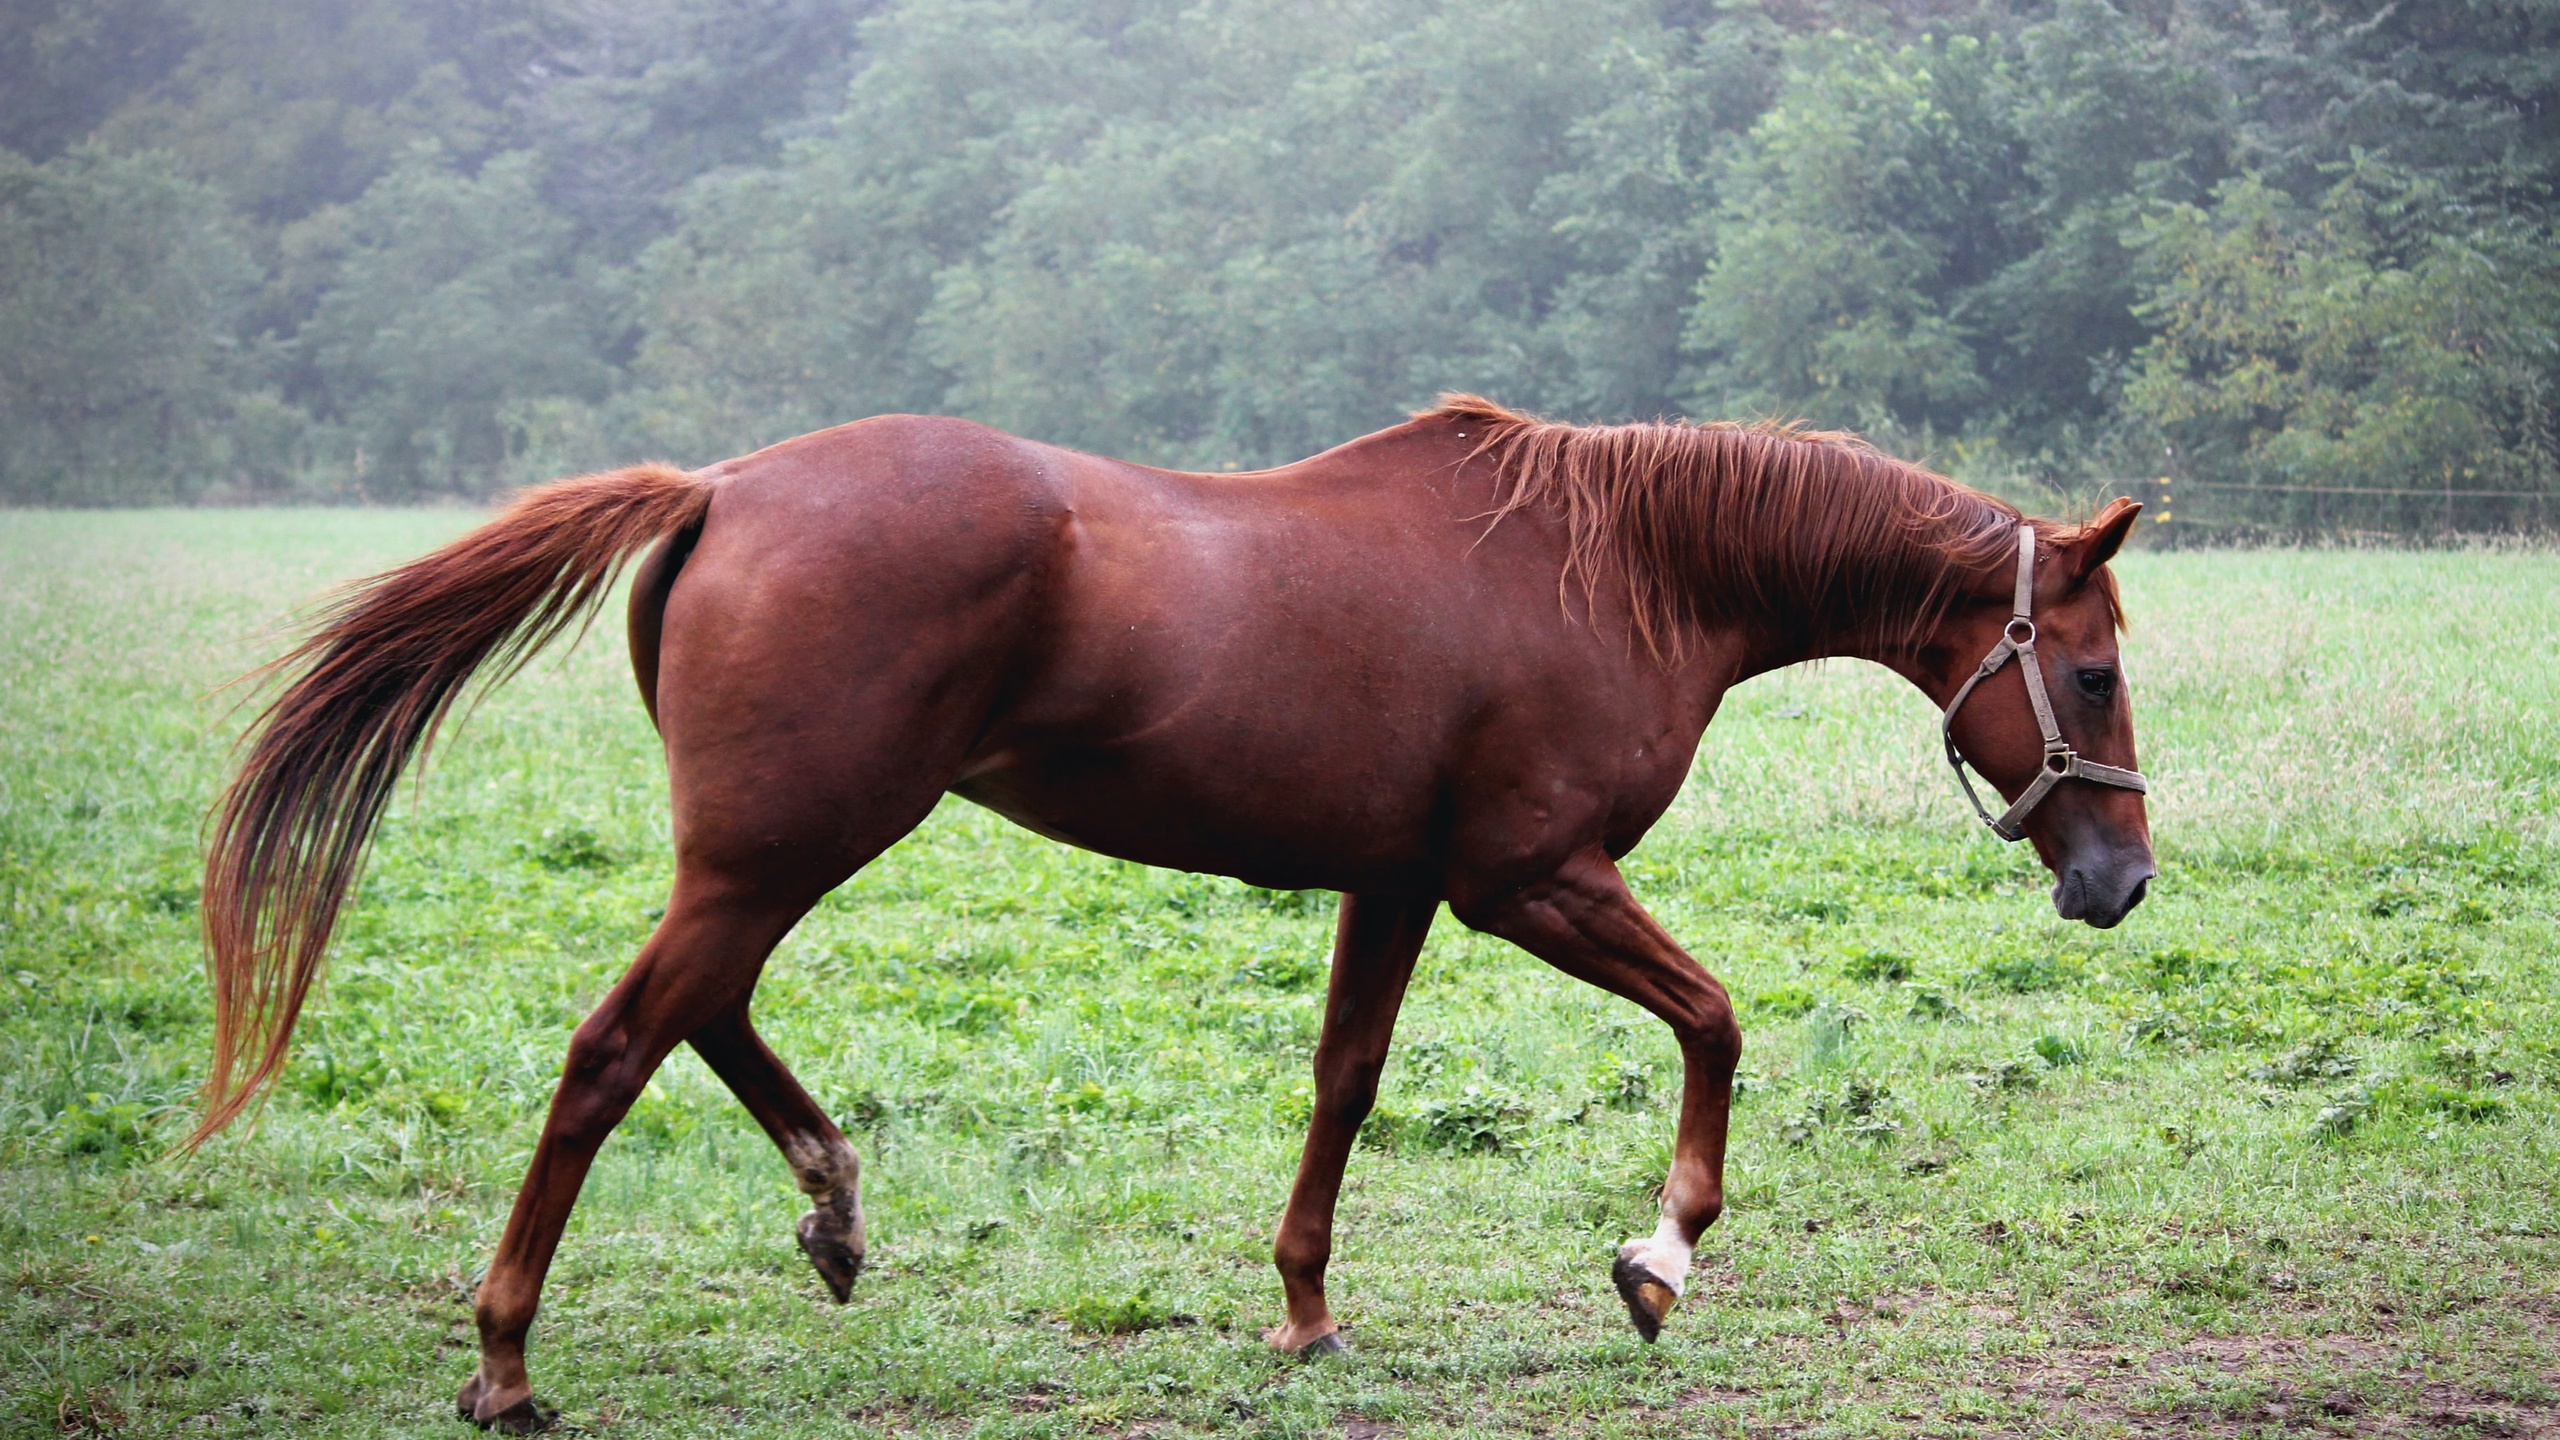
[1941,524,2148,842]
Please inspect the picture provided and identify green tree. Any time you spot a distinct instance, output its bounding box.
[1530,10,1789,423]
[2181,0,2560,194]
[1969,0,2226,449]
[619,0,1138,462]
[0,144,257,503]
[7,0,2557,517]
[298,149,615,496]
[1682,32,2023,436]
[93,0,532,227]
[0,0,193,159]
[519,0,869,257]
[915,0,1664,465]
[2126,165,2560,532]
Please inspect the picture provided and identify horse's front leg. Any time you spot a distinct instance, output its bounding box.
[1265,893,1437,1356]
[690,1006,865,1300]
[460,893,798,1432]
[1459,848,1740,1342]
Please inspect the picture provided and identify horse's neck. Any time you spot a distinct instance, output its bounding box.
[1714,541,1992,698]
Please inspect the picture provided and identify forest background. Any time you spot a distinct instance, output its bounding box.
[3,0,2556,535]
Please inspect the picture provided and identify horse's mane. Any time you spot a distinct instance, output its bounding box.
[1428,394,2118,660]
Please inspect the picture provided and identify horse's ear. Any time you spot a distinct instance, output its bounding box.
[2066,497,2142,583]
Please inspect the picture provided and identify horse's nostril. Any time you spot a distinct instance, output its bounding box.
[2122,874,2151,913]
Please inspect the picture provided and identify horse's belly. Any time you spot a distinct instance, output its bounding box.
[947,745,1445,895]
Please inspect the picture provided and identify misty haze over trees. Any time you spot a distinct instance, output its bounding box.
[2,0,2554,532]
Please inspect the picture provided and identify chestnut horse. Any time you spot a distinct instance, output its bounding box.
[192,396,2153,1430]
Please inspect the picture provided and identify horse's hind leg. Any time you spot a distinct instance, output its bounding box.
[690,1007,865,1300]
[1457,848,1740,1344]
[464,720,973,1429]
[462,448,1048,1425]
[459,883,824,1431]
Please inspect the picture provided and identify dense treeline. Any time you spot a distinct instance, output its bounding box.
[3,0,2555,532]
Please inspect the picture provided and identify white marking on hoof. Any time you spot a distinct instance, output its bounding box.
[1611,1217,1695,1342]
[1618,1215,1694,1297]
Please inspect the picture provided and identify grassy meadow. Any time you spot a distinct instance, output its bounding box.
[2,511,2556,1439]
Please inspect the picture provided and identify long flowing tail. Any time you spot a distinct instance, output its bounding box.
[188,464,715,1148]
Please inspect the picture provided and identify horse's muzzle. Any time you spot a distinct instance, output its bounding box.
[2053,859,2155,929]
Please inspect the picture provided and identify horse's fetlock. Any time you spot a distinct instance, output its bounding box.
[1273,1224,1329,1273]
[781,1132,857,1199]
[1274,1248,1329,1288]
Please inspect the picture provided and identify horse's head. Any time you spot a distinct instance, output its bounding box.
[1931,498,2155,929]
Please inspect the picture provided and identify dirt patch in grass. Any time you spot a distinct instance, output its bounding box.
[2002,1331,2560,1437]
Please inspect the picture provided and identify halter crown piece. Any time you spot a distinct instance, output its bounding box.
[1941,524,2149,842]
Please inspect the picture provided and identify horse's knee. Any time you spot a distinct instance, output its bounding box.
[1312,1055,1385,1131]
[1658,975,1739,1065]
[1319,1093,1375,1134]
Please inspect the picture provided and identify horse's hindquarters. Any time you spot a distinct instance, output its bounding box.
[651,420,1061,888]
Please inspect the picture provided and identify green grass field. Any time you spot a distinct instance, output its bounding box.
[4,511,2557,1439]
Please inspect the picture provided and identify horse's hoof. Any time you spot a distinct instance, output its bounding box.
[1610,1251,1679,1343]
[482,1397,552,1435]
[1262,1324,1345,1358]
[796,1212,865,1303]
[457,1376,551,1433]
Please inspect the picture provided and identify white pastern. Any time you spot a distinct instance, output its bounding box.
[1619,1214,1694,1295]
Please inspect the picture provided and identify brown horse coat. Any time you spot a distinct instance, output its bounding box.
[196,397,2152,1429]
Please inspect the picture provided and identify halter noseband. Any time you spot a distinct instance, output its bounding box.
[1941,524,2148,842]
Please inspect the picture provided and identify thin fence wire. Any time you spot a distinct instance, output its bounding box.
[2086,477,2560,541]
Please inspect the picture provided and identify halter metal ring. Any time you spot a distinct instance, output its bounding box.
[2004,617,2035,646]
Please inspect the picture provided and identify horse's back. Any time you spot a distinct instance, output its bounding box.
[946,421,1528,887]
[690,412,1072,587]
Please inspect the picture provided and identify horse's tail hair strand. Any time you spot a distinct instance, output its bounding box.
[186,463,714,1149]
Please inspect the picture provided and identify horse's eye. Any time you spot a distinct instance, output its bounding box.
[2077,668,2117,701]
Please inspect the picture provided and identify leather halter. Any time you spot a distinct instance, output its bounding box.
[1941,524,2148,841]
